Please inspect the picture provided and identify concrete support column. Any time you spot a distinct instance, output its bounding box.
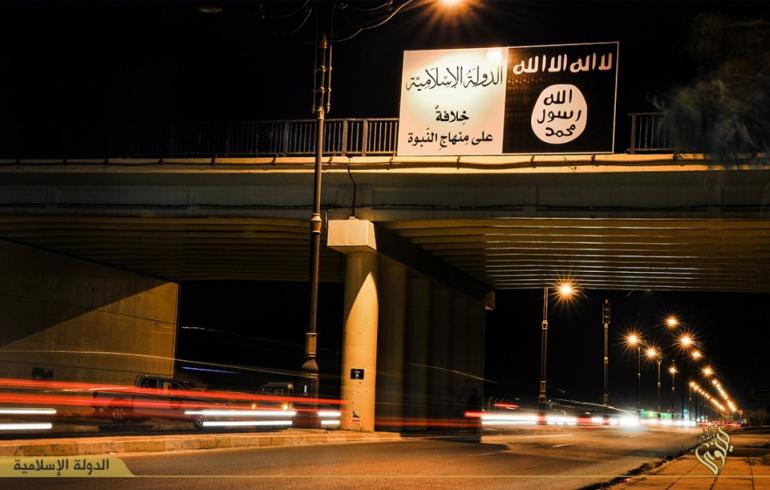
[450,294,469,417]
[429,286,451,422]
[340,251,379,432]
[466,300,486,408]
[404,275,430,430]
[376,259,407,431]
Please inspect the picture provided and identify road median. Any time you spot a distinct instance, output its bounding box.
[0,429,402,457]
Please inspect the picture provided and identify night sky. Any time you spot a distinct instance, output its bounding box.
[3,1,769,411]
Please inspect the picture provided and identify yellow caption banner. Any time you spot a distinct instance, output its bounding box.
[0,456,134,477]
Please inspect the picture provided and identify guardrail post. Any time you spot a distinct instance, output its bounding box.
[361,119,369,157]
[341,119,349,157]
[282,121,290,156]
[629,113,638,154]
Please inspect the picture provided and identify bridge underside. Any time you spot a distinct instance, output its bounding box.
[0,214,768,293]
[2,154,770,292]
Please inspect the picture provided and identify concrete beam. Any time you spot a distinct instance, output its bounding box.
[328,219,495,310]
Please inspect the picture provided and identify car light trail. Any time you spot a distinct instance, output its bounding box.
[0,376,345,406]
[200,420,293,428]
[546,415,577,426]
[321,420,340,426]
[480,413,538,426]
[0,422,53,430]
[318,410,342,418]
[0,407,57,415]
[618,416,640,427]
[184,409,297,417]
[590,416,605,424]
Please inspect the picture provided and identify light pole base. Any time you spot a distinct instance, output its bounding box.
[296,357,321,429]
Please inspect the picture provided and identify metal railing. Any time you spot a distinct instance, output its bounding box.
[0,113,673,159]
[0,118,400,159]
[628,112,671,153]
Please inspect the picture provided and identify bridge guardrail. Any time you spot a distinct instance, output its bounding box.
[0,114,670,158]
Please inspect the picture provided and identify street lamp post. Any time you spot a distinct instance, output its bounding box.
[644,346,660,412]
[625,333,642,412]
[538,281,575,406]
[538,287,549,405]
[298,0,464,427]
[602,299,610,406]
[669,365,677,414]
[656,358,662,413]
[300,26,331,424]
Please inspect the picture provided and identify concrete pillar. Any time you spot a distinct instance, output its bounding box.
[376,259,407,431]
[450,294,469,417]
[0,239,178,385]
[340,251,379,432]
[466,300,486,408]
[404,275,430,430]
[429,286,451,422]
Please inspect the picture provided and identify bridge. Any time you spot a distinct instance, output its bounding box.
[1,113,769,431]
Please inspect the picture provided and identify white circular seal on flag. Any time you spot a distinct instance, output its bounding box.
[531,84,587,144]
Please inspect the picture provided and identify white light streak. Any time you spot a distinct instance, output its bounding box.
[185,409,296,417]
[0,422,53,430]
[0,408,57,415]
[318,410,342,418]
[200,420,293,428]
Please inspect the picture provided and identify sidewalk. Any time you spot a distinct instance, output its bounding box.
[613,432,770,489]
[0,429,402,457]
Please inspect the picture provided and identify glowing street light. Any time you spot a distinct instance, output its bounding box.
[645,347,661,412]
[625,332,643,411]
[679,334,694,348]
[538,279,578,405]
[557,281,575,299]
[703,366,714,378]
[691,349,702,360]
[665,316,679,328]
[438,0,464,6]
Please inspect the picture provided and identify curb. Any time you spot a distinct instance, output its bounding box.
[0,430,402,457]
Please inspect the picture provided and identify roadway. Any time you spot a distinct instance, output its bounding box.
[1,426,698,489]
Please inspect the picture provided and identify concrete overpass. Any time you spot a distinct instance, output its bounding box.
[2,120,770,431]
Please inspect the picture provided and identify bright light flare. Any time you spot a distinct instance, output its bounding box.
[669,366,677,374]
[679,334,694,348]
[691,350,702,360]
[665,316,679,328]
[438,0,464,7]
[626,333,640,346]
[485,48,504,65]
[645,347,658,359]
[703,366,714,377]
[556,281,575,298]
[619,415,640,427]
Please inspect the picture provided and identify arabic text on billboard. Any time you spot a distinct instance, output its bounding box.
[397,42,619,156]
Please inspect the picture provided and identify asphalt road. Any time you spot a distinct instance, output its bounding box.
[0,427,699,489]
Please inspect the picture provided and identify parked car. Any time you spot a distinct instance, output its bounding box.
[92,375,221,429]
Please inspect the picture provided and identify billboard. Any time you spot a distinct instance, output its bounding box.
[397,42,619,156]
